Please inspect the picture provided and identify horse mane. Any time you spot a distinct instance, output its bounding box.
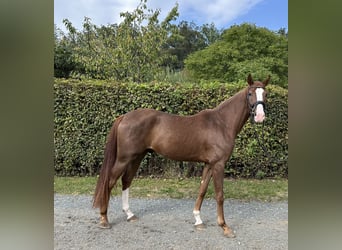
[215,87,248,111]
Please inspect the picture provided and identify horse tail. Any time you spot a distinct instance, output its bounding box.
[93,115,124,209]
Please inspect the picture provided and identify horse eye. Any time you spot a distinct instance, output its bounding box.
[248,92,252,96]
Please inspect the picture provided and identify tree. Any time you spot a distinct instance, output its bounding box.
[59,0,179,82]
[54,25,77,78]
[184,23,288,87]
[163,21,221,70]
[200,22,222,46]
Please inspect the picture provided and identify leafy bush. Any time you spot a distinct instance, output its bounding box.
[54,78,288,178]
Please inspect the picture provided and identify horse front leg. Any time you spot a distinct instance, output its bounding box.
[212,162,236,238]
[193,164,212,229]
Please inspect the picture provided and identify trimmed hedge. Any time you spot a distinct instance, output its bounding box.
[54,79,288,178]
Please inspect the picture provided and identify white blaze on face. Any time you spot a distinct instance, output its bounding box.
[254,88,265,123]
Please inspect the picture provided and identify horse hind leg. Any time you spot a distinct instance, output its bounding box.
[193,164,212,230]
[98,160,130,229]
[98,176,119,229]
[121,154,146,222]
[98,178,116,229]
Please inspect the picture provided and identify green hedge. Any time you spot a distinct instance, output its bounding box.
[54,79,288,178]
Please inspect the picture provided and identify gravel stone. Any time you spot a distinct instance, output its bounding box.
[54,194,288,249]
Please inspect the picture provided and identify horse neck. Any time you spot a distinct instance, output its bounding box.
[215,88,250,136]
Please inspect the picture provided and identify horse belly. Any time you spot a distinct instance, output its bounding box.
[149,129,207,162]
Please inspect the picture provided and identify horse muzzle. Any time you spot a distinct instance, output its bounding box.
[254,103,265,123]
[251,101,266,123]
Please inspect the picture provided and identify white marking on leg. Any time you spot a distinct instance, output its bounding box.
[193,210,203,225]
[122,188,134,220]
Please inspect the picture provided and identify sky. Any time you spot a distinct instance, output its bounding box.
[54,0,287,33]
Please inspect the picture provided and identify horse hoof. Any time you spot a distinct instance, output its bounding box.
[195,223,206,230]
[224,228,236,238]
[98,222,111,229]
[127,215,138,222]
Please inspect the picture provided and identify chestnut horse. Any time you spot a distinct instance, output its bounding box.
[93,74,270,237]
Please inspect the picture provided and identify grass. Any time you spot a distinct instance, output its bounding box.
[54,177,288,202]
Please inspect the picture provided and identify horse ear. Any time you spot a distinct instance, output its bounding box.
[247,74,253,86]
[263,75,271,86]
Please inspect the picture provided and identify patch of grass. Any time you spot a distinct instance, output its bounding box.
[54,177,288,201]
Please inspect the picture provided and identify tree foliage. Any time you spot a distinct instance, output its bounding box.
[54,1,287,87]
[163,21,222,69]
[54,0,224,82]
[54,25,76,78]
[184,23,288,87]
[57,0,179,82]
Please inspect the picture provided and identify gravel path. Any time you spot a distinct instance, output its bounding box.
[54,194,287,249]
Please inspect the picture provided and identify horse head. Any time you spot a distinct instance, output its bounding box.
[247,74,270,123]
